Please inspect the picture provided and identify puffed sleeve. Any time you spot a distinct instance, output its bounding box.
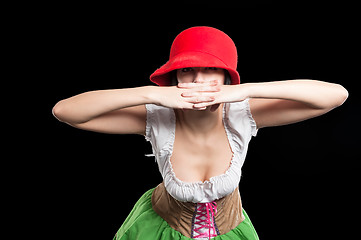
[244,98,258,137]
[225,99,258,146]
[145,104,156,142]
[145,104,176,155]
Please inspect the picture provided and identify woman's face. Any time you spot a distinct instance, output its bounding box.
[176,67,225,85]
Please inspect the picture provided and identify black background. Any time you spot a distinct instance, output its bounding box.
[32,1,360,239]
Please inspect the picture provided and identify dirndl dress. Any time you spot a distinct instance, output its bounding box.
[113,101,260,239]
[113,185,259,240]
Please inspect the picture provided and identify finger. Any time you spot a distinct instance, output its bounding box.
[194,78,206,84]
[181,91,217,99]
[183,96,215,104]
[178,80,218,89]
[177,102,198,110]
[177,102,207,111]
[181,87,220,97]
[193,102,215,109]
[193,106,207,111]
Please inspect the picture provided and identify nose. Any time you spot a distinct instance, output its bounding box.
[193,68,204,83]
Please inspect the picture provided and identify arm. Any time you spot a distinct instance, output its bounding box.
[52,86,153,135]
[180,79,348,128]
[245,80,349,128]
[52,84,217,134]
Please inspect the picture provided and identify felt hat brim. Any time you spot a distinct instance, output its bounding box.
[150,51,240,86]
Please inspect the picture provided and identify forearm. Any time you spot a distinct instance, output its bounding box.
[53,86,155,123]
[243,79,348,109]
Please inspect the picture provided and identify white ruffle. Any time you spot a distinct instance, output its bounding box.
[244,98,258,136]
[145,101,258,203]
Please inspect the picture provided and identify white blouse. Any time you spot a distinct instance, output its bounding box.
[145,99,258,203]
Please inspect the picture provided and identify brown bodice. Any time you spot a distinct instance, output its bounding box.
[151,182,245,238]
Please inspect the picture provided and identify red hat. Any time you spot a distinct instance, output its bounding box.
[150,26,240,86]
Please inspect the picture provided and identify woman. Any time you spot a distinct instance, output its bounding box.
[52,27,348,239]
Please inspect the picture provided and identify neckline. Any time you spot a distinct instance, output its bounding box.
[167,103,236,185]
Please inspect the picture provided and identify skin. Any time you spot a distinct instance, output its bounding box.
[176,67,224,112]
[52,67,348,182]
[172,67,233,182]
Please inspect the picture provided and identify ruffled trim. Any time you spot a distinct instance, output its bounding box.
[161,108,176,154]
[144,104,154,142]
[168,104,237,185]
[244,98,259,137]
[165,154,238,188]
[162,104,242,203]
[146,102,255,203]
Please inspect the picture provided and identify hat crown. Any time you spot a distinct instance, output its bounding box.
[150,26,240,86]
[170,26,238,69]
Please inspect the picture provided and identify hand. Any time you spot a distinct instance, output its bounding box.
[178,80,248,110]
[150,83,218,110]
[178,80,222,110]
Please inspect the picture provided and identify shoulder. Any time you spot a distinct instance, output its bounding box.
[227,99,250,110]
[225,100,258,137]
[145,104,173,114]
[145,104,175,141]
[145,104,175,125]
[226,99,254,120]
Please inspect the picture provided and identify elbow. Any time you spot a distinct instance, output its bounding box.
[334,84,349,107]
[316,83,348,110]
[52,100,67,122]
[52,100,88,124]
[323,84,348,110]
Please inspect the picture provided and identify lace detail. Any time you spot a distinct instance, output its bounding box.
[191,202,219,239]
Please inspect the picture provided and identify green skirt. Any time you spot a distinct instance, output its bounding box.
[113,188,259,240]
